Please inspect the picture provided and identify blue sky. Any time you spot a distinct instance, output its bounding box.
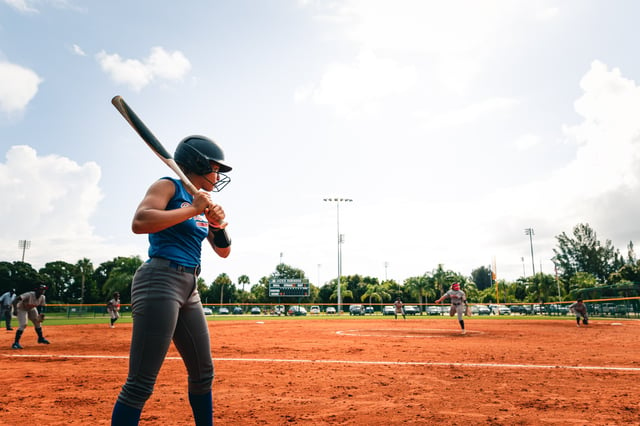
[2,0,640,287]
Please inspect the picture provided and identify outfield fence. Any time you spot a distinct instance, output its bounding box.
[41,297,640,319]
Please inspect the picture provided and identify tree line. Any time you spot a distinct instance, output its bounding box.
[2,223,639,305]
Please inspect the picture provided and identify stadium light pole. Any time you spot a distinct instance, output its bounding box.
[323,197,352,314]
[18,240,31,262]
[552,259,561,302]
[524,228,536,276]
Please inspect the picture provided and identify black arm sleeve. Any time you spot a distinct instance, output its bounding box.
[210,226,231,248]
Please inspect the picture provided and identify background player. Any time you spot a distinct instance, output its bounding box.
[111,135,232,426]
[1,288,16,330]
[569,298,589,327]
[393,297,406,320]
[435,282,468,334]
[107,292,121,328]
[11,284,50,349]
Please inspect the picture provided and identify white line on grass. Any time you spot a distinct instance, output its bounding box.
[3,353,640,372]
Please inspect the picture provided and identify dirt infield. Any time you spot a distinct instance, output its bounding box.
[1,317,639,425]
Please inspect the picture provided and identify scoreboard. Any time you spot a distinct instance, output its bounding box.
[269,278,310,297]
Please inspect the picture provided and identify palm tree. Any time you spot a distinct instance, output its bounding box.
[102,256,143,302]
[76,258,93,304]
[360,282,390,307]
[431,264,457,296]
[525,273,558,304]
[238,274,250,292]
[330,279,353,305]
[461,280,479,303]
[404,274,437,312]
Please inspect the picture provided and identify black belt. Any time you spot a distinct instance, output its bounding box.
[452,303,461,305]
[148,258,201,276]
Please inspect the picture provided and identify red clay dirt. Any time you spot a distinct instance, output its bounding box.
[1,317,639,425]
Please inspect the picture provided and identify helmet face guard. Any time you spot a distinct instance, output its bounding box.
[210,172,230,192]
[452,283,460,291]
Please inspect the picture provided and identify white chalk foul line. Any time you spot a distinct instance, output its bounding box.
[3,353,640,372]
[336,328,482,338]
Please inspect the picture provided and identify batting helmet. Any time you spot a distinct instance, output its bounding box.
[174,135,232,175]
[452,283,460,291]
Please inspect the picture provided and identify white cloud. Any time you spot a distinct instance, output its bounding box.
[535,7,559,21]
[558,60,640,193]
[2,0,38,13]
[416,97,519,129]
[515,134,540,151]
[96,47,191,92]
[72,44,85,56]
[341,0,519,54]
[2,0,83,13]
[295,50,417,117]
[0,61,42,114]
[481,61,640,277]
[0,146,135,266]
[301,1,559,111]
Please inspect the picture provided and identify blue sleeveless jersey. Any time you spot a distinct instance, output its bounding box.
[148,177,209,267]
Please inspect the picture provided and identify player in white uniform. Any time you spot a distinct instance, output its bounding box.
[107,292,121,328]
[568,298,589,327]
[393,297,406,320]
[1,288,16,330]
[435,282,468,334]
[11,284,50,349]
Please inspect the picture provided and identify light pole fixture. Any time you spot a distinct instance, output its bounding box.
[552,259,561,301]
[524,228,535,276]
[323,197,353,314]
[18,240,31,262]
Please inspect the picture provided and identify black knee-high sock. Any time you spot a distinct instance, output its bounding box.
[14,329,23,343]
[189,391,213,426]
[459,320,465,330]
[36,327,44,339]
[111,401,142,426]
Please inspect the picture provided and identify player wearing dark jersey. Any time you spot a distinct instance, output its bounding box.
[111,136,232,426]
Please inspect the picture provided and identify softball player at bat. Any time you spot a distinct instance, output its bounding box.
[11,284,50,349]
[568,298,589,327]
[435,282,468,334]
[111,136,232,426]
[107,292,121,328]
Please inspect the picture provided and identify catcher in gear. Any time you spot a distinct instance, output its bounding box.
[11,284,50,349]
[435,282,468,334]
[568,298,589,327]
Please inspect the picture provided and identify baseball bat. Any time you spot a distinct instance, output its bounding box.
[111,95,198,195]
